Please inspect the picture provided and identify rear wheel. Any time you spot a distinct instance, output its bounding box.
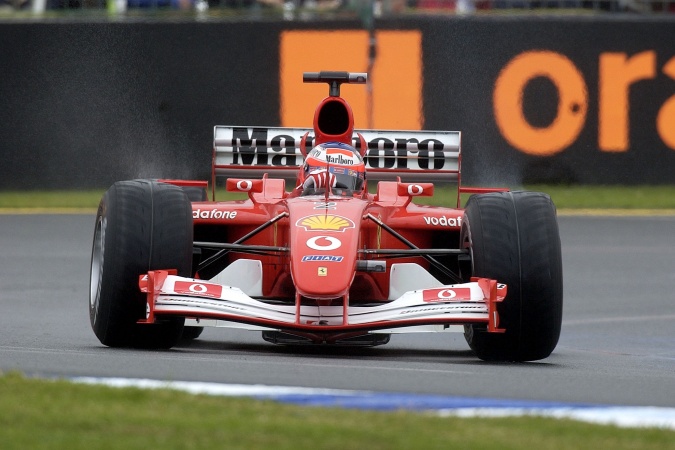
[461,191,563,362]
[89,180,193,349]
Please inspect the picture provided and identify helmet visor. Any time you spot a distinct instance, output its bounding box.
[305,165,365,194]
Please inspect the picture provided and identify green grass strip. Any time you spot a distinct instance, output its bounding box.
[0,190,105,211]
[522,185,675,210]
[2,185,675,212]
[1,372,673,450]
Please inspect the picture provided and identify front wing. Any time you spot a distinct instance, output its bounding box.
[138,271,506,335]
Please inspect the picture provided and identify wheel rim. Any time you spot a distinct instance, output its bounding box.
[89,216,106,318]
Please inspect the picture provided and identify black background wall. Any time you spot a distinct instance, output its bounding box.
[0,21,282,189]
[1,17,674,189]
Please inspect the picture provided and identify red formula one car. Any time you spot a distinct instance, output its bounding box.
[89,71,563,361]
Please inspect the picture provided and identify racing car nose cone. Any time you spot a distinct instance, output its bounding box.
[288,198,365,298]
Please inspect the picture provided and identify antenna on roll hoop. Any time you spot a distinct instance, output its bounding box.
[324,153,331,203]
[303,71,368,97]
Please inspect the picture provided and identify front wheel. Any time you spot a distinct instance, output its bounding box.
[89,180,193,349]
[461,191,563,362]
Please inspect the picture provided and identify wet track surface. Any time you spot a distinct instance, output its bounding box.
[1,213,674,407]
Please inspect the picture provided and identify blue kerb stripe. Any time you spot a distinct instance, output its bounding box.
[258,393,590,411]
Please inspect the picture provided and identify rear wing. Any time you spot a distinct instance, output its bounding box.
[213,126,461,184]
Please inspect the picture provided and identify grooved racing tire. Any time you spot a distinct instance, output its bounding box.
[461,191,563,362]
[89,180,193,349]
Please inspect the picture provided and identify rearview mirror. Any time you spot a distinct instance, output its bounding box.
[397,182,434,197]
[226,179,264,193]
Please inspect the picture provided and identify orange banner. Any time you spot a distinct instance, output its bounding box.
[280,30,422,130]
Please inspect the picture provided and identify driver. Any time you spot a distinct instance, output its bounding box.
[297,141,366,195]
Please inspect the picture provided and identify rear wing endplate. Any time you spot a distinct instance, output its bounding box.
[213,126,461,184]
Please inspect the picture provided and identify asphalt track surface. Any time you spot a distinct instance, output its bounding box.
[1,213,674,409]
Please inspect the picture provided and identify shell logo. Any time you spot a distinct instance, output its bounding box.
[297,215,355,232]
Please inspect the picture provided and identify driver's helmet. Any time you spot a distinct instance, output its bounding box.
[299,142,366,194]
